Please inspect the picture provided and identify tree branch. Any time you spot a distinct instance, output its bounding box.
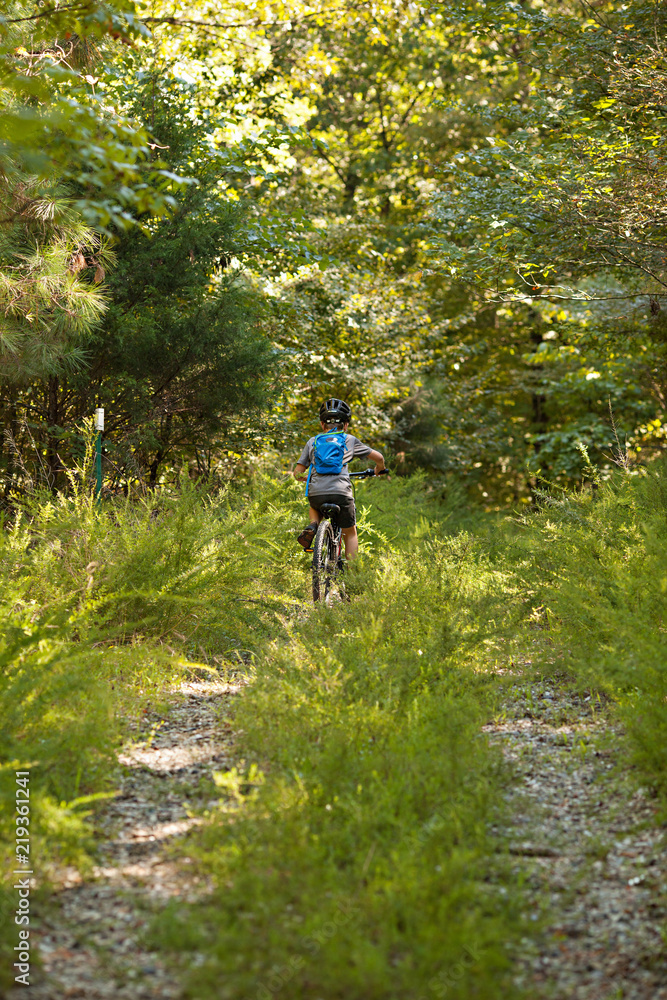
[4,3,89,24]
[140,8,347,34]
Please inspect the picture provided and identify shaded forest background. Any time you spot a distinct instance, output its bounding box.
[2,0,666,505]
[5,8,667,993]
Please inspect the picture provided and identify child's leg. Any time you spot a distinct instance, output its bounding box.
[341,526,358,560]
[297,507,321,549]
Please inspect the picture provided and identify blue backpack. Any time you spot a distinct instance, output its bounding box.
[305,431,347,497]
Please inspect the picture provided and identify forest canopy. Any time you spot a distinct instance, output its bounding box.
[1,0,666,504]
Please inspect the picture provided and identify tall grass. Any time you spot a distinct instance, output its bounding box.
[0,469,317,988]
[145,463,667,998]
[5,454,667,996]
[505,460,667,801]
[149,482,528,1000]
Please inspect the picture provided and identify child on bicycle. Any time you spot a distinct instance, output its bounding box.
[293,398,386,560]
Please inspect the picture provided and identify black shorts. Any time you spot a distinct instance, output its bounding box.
[309,493,356,529]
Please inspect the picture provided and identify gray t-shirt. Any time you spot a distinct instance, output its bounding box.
[299,433,372,498]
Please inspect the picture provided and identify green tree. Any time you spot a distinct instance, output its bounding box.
[1,73,279,492]
[0,170,116,492]
[0,0,199,492]
[0,0,186,230]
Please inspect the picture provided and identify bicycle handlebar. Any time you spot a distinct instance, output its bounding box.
[349,468,390,479]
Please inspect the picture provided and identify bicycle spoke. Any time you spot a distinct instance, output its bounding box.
[312,520,341,603]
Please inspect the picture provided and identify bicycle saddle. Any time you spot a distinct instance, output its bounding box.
[319,503,340,517]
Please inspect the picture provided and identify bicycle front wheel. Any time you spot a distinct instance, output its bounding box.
[312,520,337,603]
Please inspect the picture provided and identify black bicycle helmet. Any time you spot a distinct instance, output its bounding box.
[319,397,352,424]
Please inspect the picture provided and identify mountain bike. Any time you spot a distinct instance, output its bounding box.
[311,468,388,604]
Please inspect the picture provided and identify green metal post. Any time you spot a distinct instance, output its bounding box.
[94,407,104,503]
[95,432,102,502]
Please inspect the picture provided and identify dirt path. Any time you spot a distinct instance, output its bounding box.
[486,679,667,999]
[10,680,242,1000]
[9,671,667,1000]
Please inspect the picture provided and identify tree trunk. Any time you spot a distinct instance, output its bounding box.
[46,375,60,493]
[528,326,548,496]
[343,166,360,208]
[149,455,161,486]
[149,413,172,486]
[3,404,18,499]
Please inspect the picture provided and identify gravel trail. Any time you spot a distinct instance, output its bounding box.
[8,672,667,1000]
[486,679,667,1000]
[9,680,241,1000]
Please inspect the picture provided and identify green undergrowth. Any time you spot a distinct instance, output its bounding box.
[6,455,667,996]
[0,463,483,987]
[149,483,529,1000]
[502,458,667,804]
[147,461,667,998]
[0,469,324,986]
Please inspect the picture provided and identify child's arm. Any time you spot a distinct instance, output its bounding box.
[368,449,386,476]
[293,437,313,481]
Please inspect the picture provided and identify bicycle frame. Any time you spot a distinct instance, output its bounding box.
[310,467,387,604]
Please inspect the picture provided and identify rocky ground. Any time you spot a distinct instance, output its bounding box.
[8,679,242,1000]
[485,678,667,1000]
[8,673,667,1000]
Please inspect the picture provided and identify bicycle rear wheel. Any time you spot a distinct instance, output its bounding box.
[312,519,337,603]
